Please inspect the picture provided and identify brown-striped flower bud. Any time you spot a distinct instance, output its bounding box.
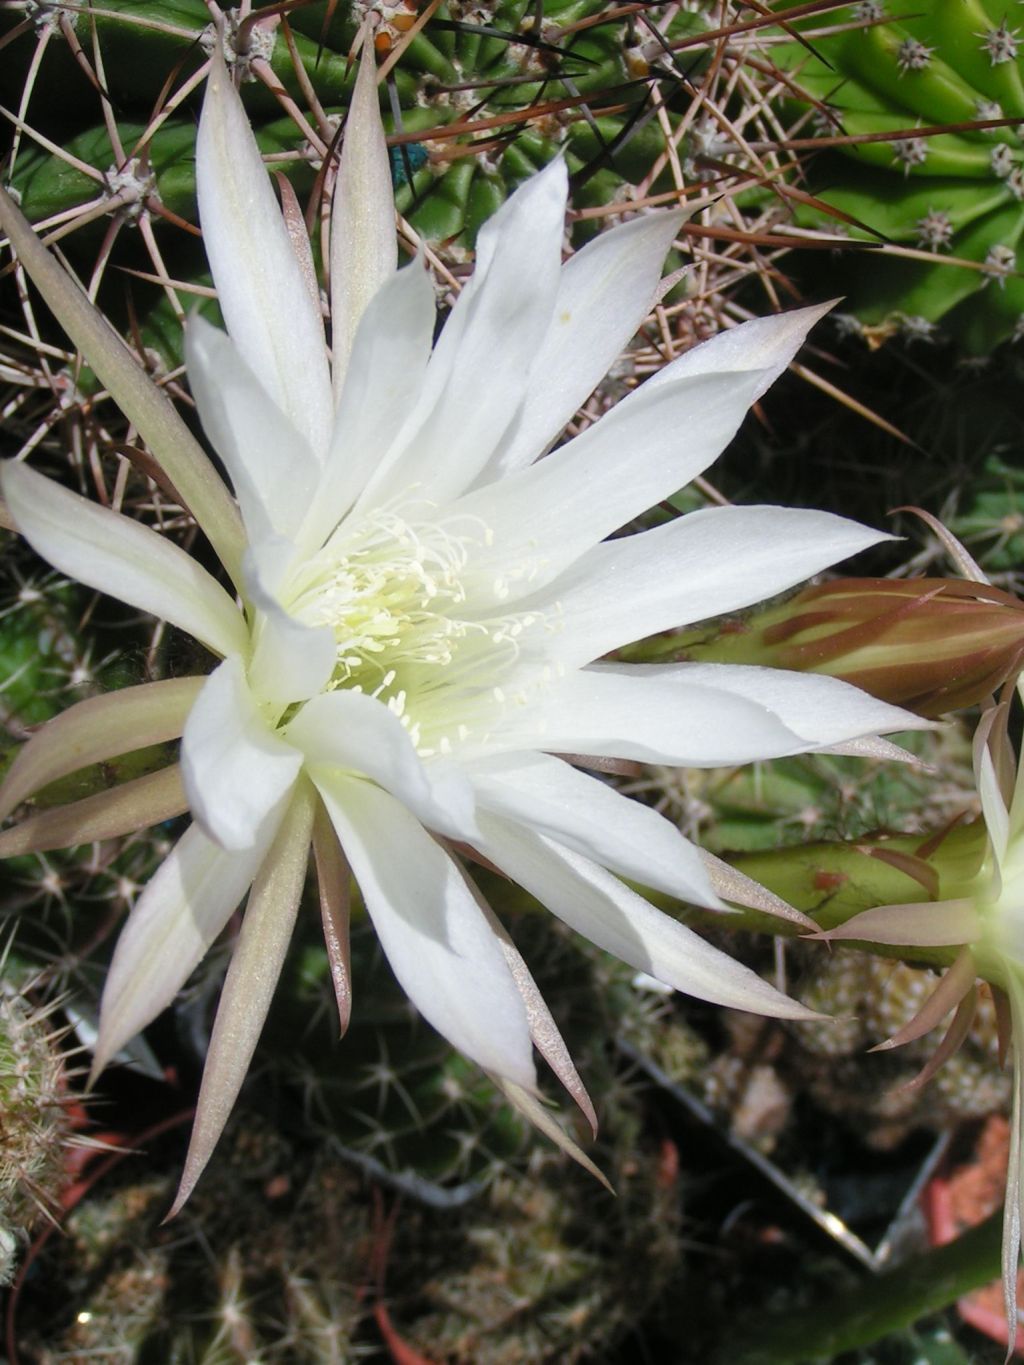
[682,578,1024,717]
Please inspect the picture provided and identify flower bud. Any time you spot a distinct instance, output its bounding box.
[681,578,1024,717]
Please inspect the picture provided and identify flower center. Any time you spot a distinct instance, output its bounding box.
[288,503,552,754]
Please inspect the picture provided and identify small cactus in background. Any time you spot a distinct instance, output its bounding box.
[0,966,76,1287]
[795,946,1010,1149]
[771,0,1024,351]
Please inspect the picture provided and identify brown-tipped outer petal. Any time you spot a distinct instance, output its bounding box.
[0,185,245,586]
[495,1077,612,1193]
[814,897,982,947]
[0,677,203,823]
[0,765,187,856]
[699,849,818,932]
[472,883,597,1137]
[869,946,977,1052]
[168,780,315,1216]
[312,798,352,1037]
[894,984,978,1095]
[900,506,990,585]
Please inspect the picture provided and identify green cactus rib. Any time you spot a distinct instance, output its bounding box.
[2,0,708,383]
[771,0,1024,350]
[3,0,697,238]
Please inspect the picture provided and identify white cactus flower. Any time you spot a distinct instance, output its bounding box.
[0,49,925,1208]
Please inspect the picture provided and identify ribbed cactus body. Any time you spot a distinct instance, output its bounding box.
[1,0,705,385]
[2,0,695,243]
[773,0,1024,350]
[0,981,73,1286]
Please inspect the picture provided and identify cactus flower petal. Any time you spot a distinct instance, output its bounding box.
[171,782,316,1212]
[482,208,687,482]
[363,157,568,508]
[532,504,893,667]
[287,689,477,840]
[181,657,304,853]
[468,751,722,906]
[185,315,322,543]
[495,663,927,766]
[0,460,247,660]
[330,41,398,391]
[198,52,332,453]
[93,818,283,1077]
[317,777,536,1089]
[0,678,202,823]
[816,897,983,946]
[475,816,825,1021]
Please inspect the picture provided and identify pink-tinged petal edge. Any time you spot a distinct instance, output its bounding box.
[169,781,316,1214]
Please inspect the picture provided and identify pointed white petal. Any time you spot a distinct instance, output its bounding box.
[302,261,436,549]
[476,813,822,1020]
[0,677,202,822]
[363,159,567,507]
[0,184,245,584]
[286,689,476,839]
[449,305,830,608]
[92,819,274,1076]
[1,461,247,659]
[447,367,770,611]
[330,46,396,394]
[171,783,315,1212]
[530,505,890,667]
[645,302,832,398]
[198,53,332,454]
[0,765,186,856]
[817,897,982,946]
[478,208,685,483]
[186,315,321,543]
[468,751,720,907]
[244,538,337,703]
[492,662,925,765]
[316,775,535,1087]
[181,657,303,852]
